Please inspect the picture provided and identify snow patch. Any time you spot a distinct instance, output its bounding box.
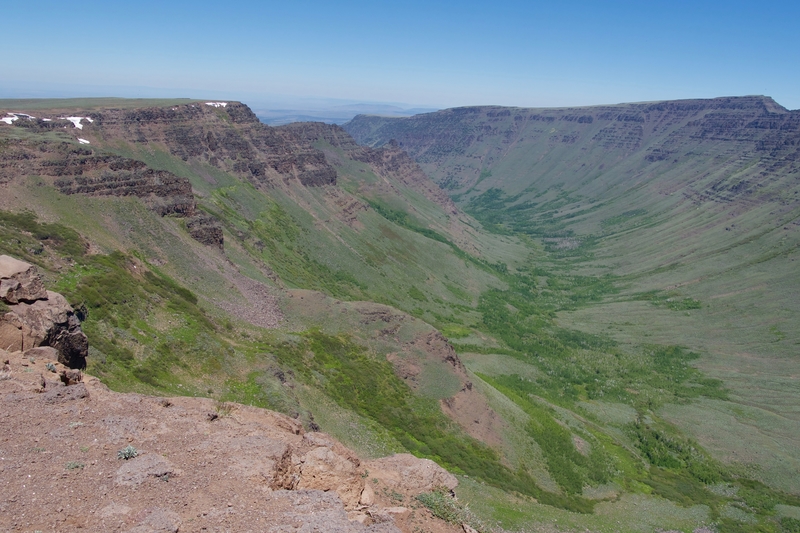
[61,116,90,129]
[1,112,37,124]
[78,138,90,145]
[205,102,228,108]
[42,118,52,122]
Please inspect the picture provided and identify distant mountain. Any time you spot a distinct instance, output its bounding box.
[345,95,798,200]
[255,102,438,125]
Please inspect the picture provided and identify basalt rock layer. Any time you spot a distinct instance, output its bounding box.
[344,96,800,207]
[89,102,338,188]
[279,122,459,215]
[0,139,198,220]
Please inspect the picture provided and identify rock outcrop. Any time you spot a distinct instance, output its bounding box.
[0,139,223,248]
[0,144,196,215]
[0,254,48,303]
[186,214,224,250]
[365,454,458,494]
[0,255,88,368]
[82,102,338,188]
[279,122,460,216]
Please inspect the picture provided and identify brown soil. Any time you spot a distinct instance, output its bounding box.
[439,388,506,451]
[0,349,463,533]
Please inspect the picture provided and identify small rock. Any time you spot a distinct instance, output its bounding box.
[115,454,176,486]
[360,483,375,506]
[60,369,83,385]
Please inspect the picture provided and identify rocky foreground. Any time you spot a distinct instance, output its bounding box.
[0,257,464,533]
[0,348,461,533]
[0,347,468,533]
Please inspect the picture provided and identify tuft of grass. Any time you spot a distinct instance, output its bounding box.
[417,488,493,532]
[117,445,139,460]
[782,517,800,533]
[0,209,87,259]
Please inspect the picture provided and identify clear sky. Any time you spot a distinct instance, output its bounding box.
[2,0,798,110]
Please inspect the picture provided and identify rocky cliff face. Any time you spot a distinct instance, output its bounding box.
[1,142,196,215]
[88,102,338,188]
[0,102,471,241]
[281,122,460,216]
[344,96,800,204]
[0,101,358,252]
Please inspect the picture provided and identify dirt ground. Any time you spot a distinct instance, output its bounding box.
[0,349,464,533]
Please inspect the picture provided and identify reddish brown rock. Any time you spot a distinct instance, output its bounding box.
[365,453,458,495]
[0,255,48,304]
[0,257,88,368]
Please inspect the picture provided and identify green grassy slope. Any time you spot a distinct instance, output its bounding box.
[345,97,800,530]
[3,98,799,532]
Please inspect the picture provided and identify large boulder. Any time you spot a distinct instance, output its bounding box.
[0,255,48,304]
[0,256,88,369]
[270,432,366,510]
[295,446,364,509]
[365,454,458,495]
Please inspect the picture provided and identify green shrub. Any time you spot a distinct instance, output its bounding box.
[408,286,428,302]
[117,445,138,460]
[487,375,614,494]
[782,517,800,533]
[0,209,87,260]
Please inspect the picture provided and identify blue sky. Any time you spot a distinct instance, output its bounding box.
[2,0,798,110]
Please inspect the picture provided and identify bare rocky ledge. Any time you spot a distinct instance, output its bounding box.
[0,347,462,533]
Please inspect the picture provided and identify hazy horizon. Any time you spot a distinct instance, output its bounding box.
[2,1,798,111]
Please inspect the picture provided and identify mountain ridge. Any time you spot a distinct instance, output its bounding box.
[3,97,800,532]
